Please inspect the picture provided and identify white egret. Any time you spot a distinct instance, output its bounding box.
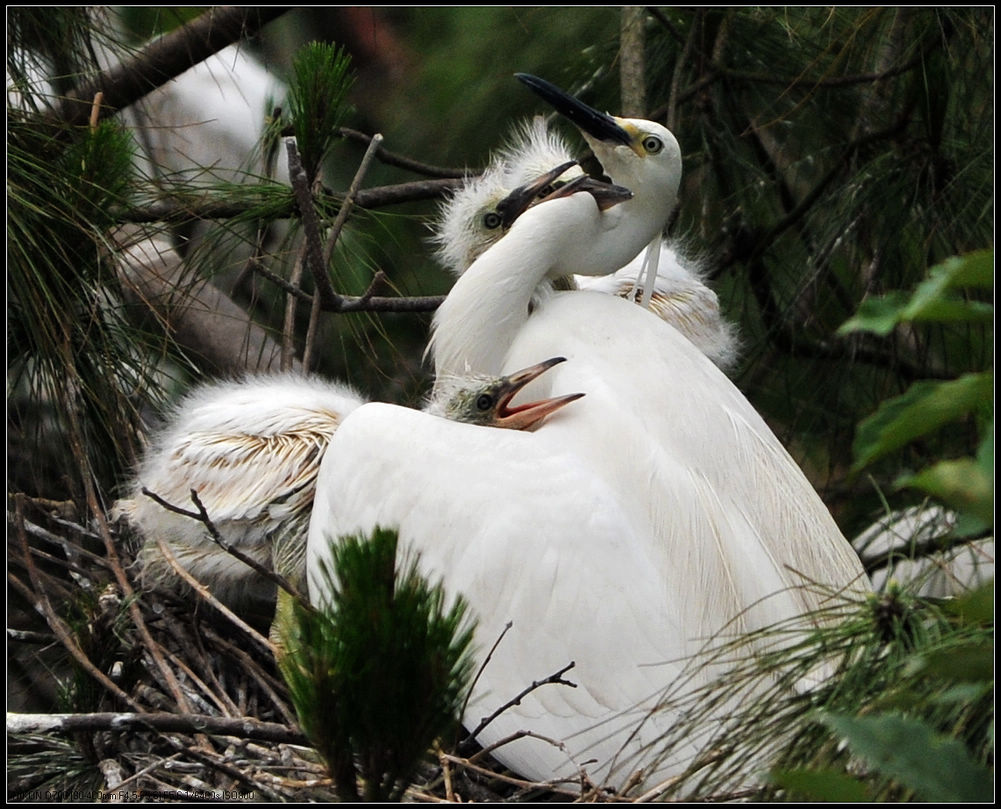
[313,109,870,788]
[114,360,582,606]
[123,43,288,188]
[853,505,994,597]
[430,116,739,369]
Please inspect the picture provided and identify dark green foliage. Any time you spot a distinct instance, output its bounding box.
[278,527,476,801]
[7,115,159,495]
[768,584,993,802]
[634,583,992,800]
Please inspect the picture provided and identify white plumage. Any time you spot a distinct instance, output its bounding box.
[428,115,736,370]
[115,361,582,604]
[431,116,739,370]
[309,82,870,791]
[114,374,365,603]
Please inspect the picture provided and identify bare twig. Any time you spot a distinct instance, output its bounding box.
[12,496,142,711]
[335,127,472,178]
[460,661,577,752]
[438,753,582,797]
[115,178,466,225]
[140,487,303,603]
[247,260,448,312]
[304,133,385,369]
[286,139,339,311]
[460,621,512,723]
[154,535,276,657]
[468,729,570,766]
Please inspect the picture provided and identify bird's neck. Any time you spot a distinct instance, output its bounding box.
[429,205,571,382]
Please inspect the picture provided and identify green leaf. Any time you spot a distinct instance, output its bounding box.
[838,251,994,335]
[821,713,993,803]
[898,458,993,526]
[837,291,911,336]
[770,767,870,802]
[851,373,993,471]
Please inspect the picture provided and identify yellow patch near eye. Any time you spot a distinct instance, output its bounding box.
[619,121,641,138]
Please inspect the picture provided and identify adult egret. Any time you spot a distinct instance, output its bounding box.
[314,124,870,788]
[430,116,739,369]
[114,360,582,606]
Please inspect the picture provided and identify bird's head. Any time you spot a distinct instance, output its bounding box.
[431,356,584,431]
[432,163,514,276]
[515,73,682,201]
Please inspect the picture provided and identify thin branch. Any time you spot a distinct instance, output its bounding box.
[459,661,577,753]
[7,711,307,746]
[335,127,472,178]
[304,133,385,368]
[12,496,142,712]
[460,621,512,724]
[114,178,466,225]
[50,334,199,717]
[286,138,339,310]
[140,487,303,603]
[467,729,570,766]
[246,264,447,313]
[153,535,276,657]
[53,7,290,128]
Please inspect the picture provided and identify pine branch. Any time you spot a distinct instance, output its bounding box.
[114,178,466,225]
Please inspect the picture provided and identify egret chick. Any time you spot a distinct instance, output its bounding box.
[115,361,583,608]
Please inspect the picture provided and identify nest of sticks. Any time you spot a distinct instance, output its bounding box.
[7,493,639,804]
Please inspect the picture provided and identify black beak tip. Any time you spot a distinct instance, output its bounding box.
[514,72,632,148]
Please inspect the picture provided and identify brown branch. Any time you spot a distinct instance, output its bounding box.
[7,711,306,745]
[153,534,276,657]
[244,265,447,313]
[304,132,385,368]
[335,127,473,179]
[286,139,339,310]
[53,7,290,128]
[114,178,466,225]
[12,496,143,712]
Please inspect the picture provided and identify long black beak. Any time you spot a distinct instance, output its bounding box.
[516,73,632,146]
[538,174,633,212]
[496,159,578,228]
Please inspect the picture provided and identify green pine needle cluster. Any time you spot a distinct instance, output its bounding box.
[278,527,476,802]
[286,41,355,183]
[8,114,158,493]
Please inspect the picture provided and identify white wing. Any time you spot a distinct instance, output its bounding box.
[308,402,708,788]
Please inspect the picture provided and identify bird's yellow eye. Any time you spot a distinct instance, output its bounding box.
[482,211,503,230]
[476,393,494,411]
[642,136,663,155]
